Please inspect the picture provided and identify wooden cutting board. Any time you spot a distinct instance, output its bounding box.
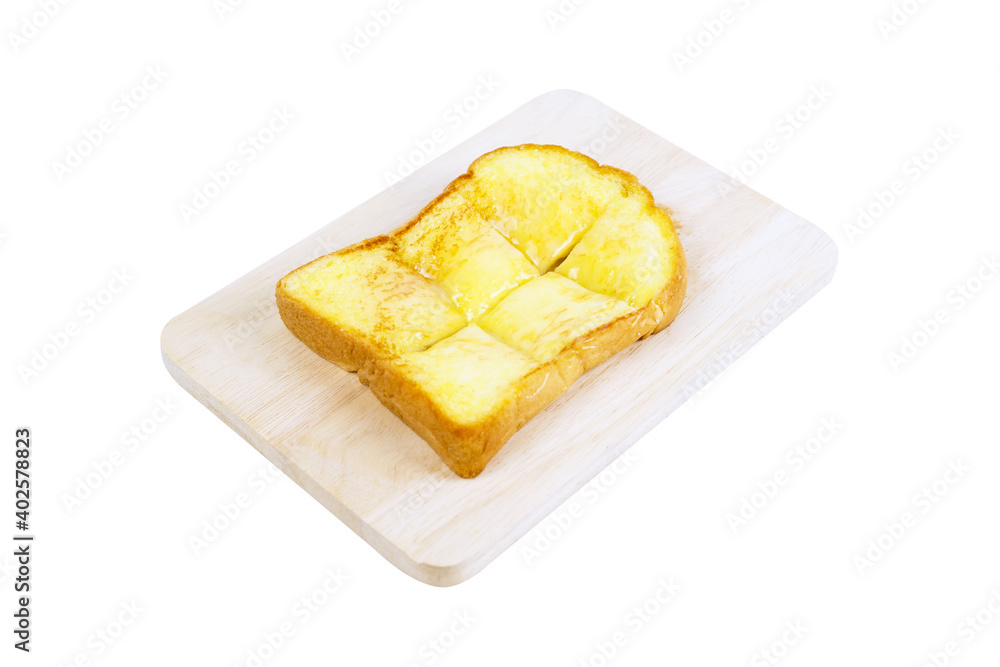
[161,90,838,586]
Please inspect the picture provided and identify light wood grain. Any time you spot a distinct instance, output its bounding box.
[161,90,838,586]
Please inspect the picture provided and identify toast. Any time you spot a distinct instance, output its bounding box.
[276,144,687,477]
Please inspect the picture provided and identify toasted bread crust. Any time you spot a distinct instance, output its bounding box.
[650,232,688,334]
[275,236,397,372]
[276,144,687,477]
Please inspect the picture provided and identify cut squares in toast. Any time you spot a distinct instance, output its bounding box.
[464,147,631,271]
[359,324,568,478]
[277,144,688,477]
[388,325,539,426]
[396,188,539,320]
[476,273,633,363]
[276,243,466,371]
[556,192,687,325]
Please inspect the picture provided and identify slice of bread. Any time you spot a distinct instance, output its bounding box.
[276,144,687,477]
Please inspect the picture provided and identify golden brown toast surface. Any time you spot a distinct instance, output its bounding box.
[277,144,687,477]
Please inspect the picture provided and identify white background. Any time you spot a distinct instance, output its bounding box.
[3,0,999,665]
